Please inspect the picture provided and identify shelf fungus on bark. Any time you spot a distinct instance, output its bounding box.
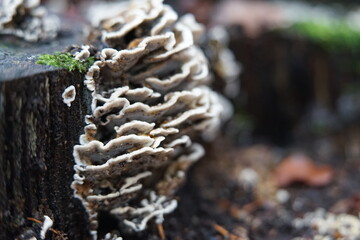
[0,0,59,41]
[71,0,232,238]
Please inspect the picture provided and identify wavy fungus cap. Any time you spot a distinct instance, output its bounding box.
[71,0,233,238]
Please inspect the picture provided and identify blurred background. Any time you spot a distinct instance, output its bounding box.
[171,0,360,151]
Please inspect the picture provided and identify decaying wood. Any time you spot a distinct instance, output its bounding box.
[0,32,92,239]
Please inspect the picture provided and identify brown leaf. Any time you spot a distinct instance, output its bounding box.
[274,153,334,187]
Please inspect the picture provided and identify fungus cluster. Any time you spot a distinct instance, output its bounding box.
[71,0,233,238]
[0,0,59,41]
[203,26,241,98]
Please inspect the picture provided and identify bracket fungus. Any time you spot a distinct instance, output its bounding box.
[71,0,233,238]
[0,0,59,41]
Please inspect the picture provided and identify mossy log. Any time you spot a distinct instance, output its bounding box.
[0,33,92,239]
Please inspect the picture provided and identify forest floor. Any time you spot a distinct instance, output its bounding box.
[139,126,360,240]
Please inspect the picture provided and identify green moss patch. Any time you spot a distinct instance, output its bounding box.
[289,21,360,52]
[37,52,94,73]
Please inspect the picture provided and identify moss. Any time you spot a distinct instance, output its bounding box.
[289,21,360,52]
[36,52,94,73]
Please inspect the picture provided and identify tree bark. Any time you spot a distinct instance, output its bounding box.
[0,34,92,239]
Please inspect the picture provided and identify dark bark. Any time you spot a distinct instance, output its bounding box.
[0,33,92,240]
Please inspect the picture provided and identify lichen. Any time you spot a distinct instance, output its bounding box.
[36,52,95,73]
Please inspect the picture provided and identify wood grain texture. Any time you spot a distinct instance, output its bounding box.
[0,31,92,239]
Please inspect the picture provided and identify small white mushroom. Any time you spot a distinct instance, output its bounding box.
[62,85,76,107]
[40,215,53,240]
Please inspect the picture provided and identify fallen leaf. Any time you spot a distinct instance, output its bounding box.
[274,153,334,187]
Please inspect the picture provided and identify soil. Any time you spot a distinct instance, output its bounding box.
[136,126,360,240]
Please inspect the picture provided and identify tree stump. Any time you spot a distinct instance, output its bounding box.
[0,31,92,239]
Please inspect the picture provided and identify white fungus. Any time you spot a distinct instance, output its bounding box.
[71,0,232,238]
[40,215,53,240]
[62,85,76,107]
[293,208,360,239]
[111,191,178,232]
[238,168,259,190]
[0,0,59,41]
[103,233,123,240]
[276,189,290,204]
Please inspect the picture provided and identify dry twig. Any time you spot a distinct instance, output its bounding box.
[157,223,166,240]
